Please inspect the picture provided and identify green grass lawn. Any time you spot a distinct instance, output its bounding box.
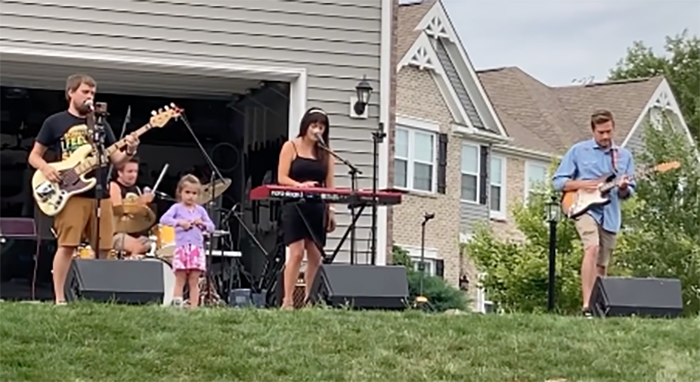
[0,302,698,382]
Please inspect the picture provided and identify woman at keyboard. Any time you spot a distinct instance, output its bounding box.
[276,107,336,309]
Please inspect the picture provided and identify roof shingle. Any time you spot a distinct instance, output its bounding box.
[477,67,662,155]
[397,0,436,62]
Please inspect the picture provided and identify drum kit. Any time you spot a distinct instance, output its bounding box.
[74,177,232,263]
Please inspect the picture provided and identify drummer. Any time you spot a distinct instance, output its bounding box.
[109,156,154,256]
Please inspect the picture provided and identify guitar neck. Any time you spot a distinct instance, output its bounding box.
[75,123,154,176]
[600,170,647,192]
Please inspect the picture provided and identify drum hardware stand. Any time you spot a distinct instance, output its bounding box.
[179,114,228,307]
[370,122,386,265]
[88,102,109,260]
[316,139,363,264]
[220,204,265,294]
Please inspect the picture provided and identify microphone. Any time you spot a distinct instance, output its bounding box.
[314,132,327,148]
[85,99,95,112]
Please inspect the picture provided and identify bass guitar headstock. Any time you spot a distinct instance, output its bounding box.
[149,103,183,128]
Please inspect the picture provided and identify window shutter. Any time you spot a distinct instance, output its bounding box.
[479,145,489,205]
[435,259,445,278]
[437,133,448,194]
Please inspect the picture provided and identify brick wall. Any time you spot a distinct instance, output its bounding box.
[393,66,462,286]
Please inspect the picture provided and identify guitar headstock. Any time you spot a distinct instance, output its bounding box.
[149,103,183,128]
[653,161,681,174]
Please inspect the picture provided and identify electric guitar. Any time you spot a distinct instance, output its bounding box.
[560,161,680,219]
[32,104,183,217]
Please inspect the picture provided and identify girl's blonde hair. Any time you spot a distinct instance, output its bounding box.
[176,174,201,201]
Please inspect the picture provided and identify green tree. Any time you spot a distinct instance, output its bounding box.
[614,122,700,315]
[465,183,596,315]
[391,245,469,312]
[609,30,700,144]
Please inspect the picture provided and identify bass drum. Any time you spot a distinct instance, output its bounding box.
[140,257,175,306]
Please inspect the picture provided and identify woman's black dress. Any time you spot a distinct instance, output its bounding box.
[280,142,328,248]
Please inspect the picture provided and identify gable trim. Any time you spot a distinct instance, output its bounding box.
[621,78,696,148]
[414,1,509,138]
[398,32,471,125]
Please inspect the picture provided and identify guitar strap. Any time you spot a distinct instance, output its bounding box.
[610,144,619,174]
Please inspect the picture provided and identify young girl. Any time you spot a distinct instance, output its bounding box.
[159,174,215,308]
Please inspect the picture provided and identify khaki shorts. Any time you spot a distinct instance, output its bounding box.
[53,196,114,250]
[574,214,617,267]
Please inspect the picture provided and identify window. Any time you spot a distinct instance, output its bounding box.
[398,244,440,277]
[394,123,437,192]
[490,156,506,219]
[475,272,495,314]
[411,258,435,276]
[524,161,549,200]
[460,144,479,202]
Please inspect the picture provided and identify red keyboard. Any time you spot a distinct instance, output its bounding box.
[250,185,403,205]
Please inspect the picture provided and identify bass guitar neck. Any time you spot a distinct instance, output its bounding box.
[31,104,183,216]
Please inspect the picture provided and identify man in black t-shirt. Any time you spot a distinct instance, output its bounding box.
[28,74,140,305]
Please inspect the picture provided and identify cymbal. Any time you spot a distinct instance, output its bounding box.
[198,178,231,205]
[114,203,156,234]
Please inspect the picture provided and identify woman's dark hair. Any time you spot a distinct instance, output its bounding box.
[297,107,330,166]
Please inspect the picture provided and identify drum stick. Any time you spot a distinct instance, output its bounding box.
[152,163,169,193]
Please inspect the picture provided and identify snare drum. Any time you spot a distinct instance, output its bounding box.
[140,257,176,306]
[153,225,176,259]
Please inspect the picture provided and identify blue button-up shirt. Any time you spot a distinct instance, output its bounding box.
[552,139,636,233]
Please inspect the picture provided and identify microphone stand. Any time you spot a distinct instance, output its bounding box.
[318,141,362,264]
[370,123,386,265]
[180,114,226,306]
[89,106,109,260]
[106,106,130,260]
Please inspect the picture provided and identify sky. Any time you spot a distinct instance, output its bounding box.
[436,0,700,86]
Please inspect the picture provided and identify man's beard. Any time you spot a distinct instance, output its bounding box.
[73,101,91,115]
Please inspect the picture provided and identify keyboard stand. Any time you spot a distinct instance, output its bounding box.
[291,199,365,265]
[292,195,376,265]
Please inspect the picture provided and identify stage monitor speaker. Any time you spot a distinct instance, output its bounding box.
[309,264,409,310]
[66,259,166,305]
[589,276,683,318]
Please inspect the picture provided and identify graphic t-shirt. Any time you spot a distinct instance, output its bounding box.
[36,111,117,199]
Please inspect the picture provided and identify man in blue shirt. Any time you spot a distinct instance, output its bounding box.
[552,110,636,315]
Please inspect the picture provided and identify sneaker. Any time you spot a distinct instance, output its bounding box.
[171,298,184,308]
[581,308,593,319]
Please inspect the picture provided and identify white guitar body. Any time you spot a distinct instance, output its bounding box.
[564,189,611,219]
[31,145,98,216]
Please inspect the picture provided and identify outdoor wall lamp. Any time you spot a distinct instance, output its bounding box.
[350,75,373,119]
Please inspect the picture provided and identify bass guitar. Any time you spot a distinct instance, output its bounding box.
[32,104,183,216]
[560,161,680,219]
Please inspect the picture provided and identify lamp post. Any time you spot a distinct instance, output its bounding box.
[545,195,560,311]
[353,75,373,116]
[415,212,435,307]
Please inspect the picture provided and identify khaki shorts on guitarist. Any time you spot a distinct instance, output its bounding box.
[54,196,114,250]
[574,214,616,267]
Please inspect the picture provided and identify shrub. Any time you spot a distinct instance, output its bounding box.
[391,245,469,312]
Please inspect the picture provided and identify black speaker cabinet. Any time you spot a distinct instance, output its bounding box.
[589,276,683,318]
[309,264,409,310]
[66,259,166,305]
